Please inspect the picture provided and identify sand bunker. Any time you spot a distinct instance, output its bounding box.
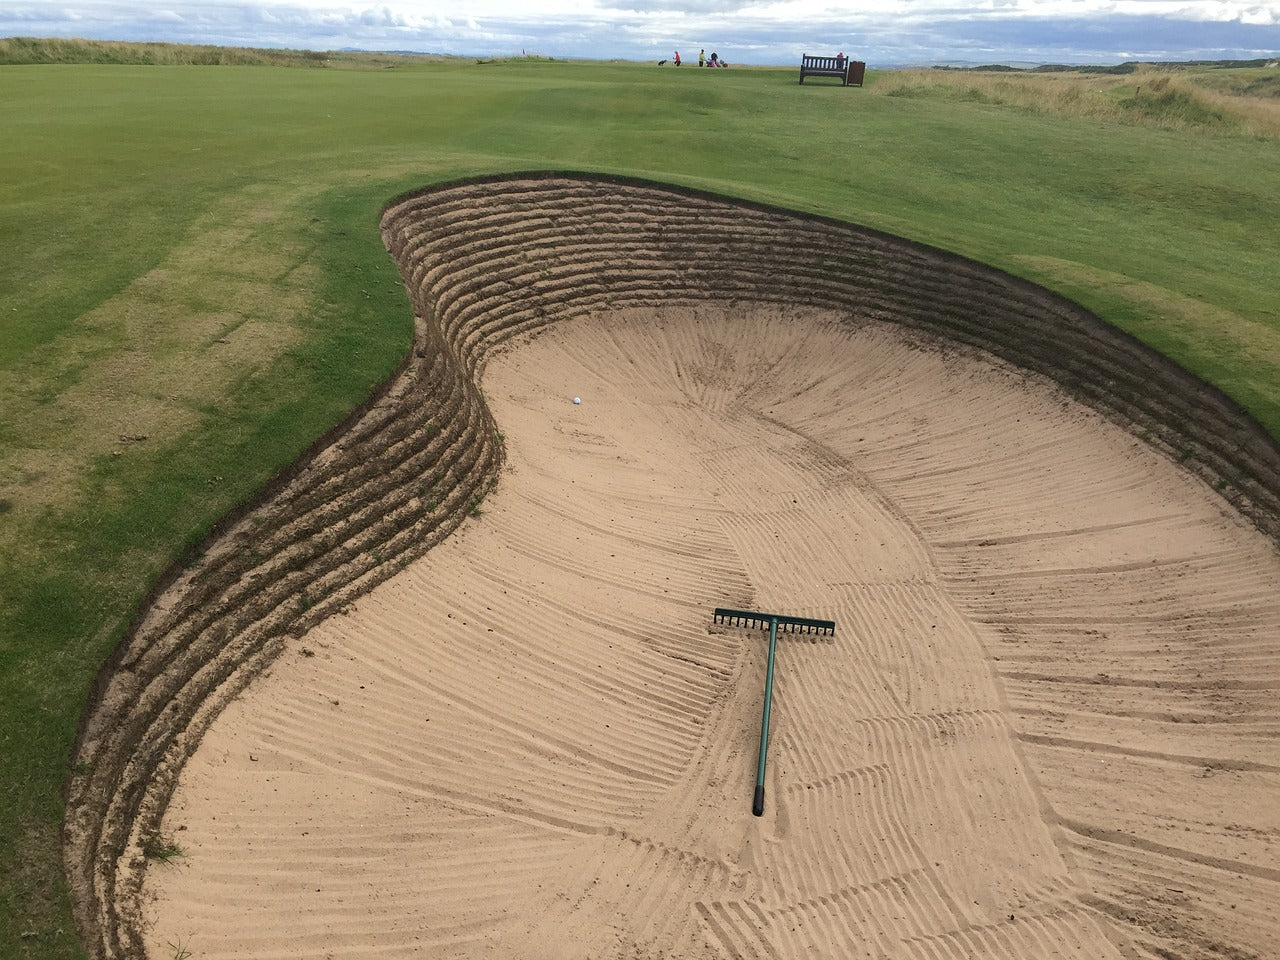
[65,177,1280,959]
[143,306,1280,959]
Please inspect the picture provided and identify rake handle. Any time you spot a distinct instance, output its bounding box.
[753,615,780,816]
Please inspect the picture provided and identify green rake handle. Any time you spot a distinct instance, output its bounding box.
[753,616,780,817]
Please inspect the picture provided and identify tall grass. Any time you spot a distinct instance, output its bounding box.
[0,35,442,68]
[872,65,1280,138]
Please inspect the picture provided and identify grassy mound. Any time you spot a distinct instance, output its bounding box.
[0,36,443,68]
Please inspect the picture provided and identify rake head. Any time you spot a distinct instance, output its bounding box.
[713,608,835,638]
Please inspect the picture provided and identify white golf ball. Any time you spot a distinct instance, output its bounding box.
[573,397,581,405]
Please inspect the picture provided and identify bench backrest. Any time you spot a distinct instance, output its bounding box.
[801,55,845,70]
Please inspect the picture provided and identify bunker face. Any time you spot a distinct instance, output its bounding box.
[66,177,1280,959]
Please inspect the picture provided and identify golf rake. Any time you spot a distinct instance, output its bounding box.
[713,607,836,816]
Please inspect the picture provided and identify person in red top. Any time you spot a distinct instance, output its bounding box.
[674,50,681,66]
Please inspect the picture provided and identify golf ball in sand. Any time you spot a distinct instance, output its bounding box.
[573,397,581,405]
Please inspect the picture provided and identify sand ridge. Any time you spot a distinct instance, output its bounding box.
[144,306,1280,958]
[62,175,1280,958]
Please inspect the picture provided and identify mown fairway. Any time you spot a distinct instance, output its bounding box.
[1,56,1278,957]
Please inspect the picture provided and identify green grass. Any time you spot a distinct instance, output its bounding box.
[2,53,1278,958]
[139,834,185,865]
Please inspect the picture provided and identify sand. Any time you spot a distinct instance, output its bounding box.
[140,305,1280,959]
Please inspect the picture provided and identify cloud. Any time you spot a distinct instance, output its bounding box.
[1,0,1277,64]
[608,0,764,13]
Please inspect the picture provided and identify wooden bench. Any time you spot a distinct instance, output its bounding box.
[799,54,849,85]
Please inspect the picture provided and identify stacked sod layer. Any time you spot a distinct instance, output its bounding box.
[388,173,1280,537]
[63,173,1280,958]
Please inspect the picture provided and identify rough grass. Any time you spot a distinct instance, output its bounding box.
[1,49,1278,958]
[0,35,442,68]
[872,64,1280,138]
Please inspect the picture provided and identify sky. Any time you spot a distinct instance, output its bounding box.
[2,0,1277,66]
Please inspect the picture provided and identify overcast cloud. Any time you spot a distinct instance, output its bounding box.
[2,0,1277,65]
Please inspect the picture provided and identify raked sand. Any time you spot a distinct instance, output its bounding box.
[142,305,1280,959]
